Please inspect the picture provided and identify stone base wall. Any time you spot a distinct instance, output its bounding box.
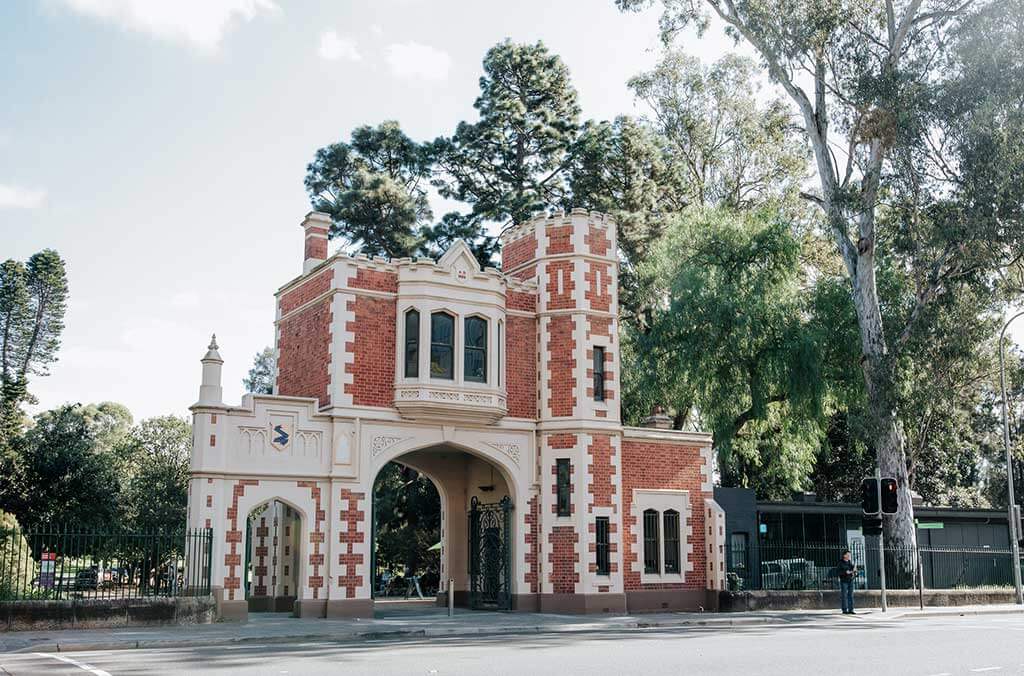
[1,596,216,632]
[719,588,1021,612]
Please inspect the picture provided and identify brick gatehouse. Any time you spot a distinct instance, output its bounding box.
[187,209,725,620]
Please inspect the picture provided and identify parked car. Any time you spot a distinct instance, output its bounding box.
[72,569,98,591]
[760,558,818,590]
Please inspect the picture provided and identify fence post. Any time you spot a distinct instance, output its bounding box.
[917,546,925,610]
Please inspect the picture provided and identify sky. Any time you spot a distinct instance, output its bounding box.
[1,1,1020,423]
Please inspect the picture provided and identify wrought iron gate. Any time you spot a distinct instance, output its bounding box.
[468,496,513,610]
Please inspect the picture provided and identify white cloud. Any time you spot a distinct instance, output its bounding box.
[0,184,46,209]
[58,0,279,52]
[318,30,360,62]
[385,42,451,81]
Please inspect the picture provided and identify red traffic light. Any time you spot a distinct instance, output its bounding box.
[881,478,898,514]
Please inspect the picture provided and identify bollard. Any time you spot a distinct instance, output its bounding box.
[448,578,455,616]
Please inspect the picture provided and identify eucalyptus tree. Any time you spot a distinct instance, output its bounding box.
[619,0,1024,556]
[305,121,433,258]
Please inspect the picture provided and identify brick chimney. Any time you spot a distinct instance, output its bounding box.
[301,211,331,274]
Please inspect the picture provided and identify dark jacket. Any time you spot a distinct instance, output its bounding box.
[838,559,856,582]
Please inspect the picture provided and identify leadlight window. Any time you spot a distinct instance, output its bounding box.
[595,517,610,575]
[643,509,660,574]
[556,459,571,517]
[404,310,419,378]
[663,509,681,574]
[593,346,606,402]
[430,312,454,379]
[464,316,487,383]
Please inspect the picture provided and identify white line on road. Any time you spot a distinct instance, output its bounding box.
[32,653,112,676]
[969,668,1003,672]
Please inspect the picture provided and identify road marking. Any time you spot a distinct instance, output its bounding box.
[32,653,112,676]
[925,672,951,676]
[969,668,1003,672]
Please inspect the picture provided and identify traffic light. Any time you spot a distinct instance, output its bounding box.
[861,478,879,515]
[862,515,882,536]
[881,478,898,514]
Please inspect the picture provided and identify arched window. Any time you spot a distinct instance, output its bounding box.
[404,309,419,378]
[663,509,681,574]
[430,312,455,379]
[464,316,487,383]
[643,509,660,574]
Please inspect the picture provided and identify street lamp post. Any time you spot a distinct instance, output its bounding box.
[998,310,1024,605]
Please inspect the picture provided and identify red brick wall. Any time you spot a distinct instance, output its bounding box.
[621,440,708,591]
[585,224,610,256]
[524,496,540,594]
[584,260,612,312]
[546,224,573,255]
[304,232,328,262]
[344,296,395,407]
[280,270,332,314]
[350,267,398,293]
[298,481,326,599]
[548,526,579,594]
[506,315,537,418]
[546,316,576,417]
[503,235,537,272]
[277,300,332,407]
[545,260,575,310]
[506,290,537,312]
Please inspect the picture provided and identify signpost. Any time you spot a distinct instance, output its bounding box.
[39,550,56,589]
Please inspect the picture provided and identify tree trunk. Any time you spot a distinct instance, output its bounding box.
[851,250,918,572]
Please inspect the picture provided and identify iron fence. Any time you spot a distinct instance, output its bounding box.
[728,540,1024,592]
[0,527,213,601]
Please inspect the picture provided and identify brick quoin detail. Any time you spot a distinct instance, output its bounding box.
[621,441,708,592]
[587,435,615,512]
[548,526,579,594]
[344,296,395,407]
[502,235,538,272]
[511,264,537,282]
[585,347,615,403]
[298,481,326,599]
[277,301,332,406]
[253,516,269,596]
[223,479,259,601]
[546,224,574,255]
[547,316,576,417]
[506,315,537,418]
[524,495,540,594]
[338,489,366,598]
[349,268,398,293]
[280,270,333,315]
[585,224,611,257]
[584,260,612,312]
[545,261,575,310]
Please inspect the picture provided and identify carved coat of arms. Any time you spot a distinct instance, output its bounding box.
[269,417,293,452]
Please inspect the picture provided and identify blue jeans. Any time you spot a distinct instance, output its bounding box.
[840,580,854,613]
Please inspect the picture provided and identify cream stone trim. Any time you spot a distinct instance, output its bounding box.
[622,427,713,446]
[631,488,691,585]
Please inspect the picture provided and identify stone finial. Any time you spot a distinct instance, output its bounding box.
[202,333,223,364]
[198,332,224,405]
[209,333,218,350]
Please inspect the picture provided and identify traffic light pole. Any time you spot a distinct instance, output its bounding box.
[876,465,887,613]
[998,310,1024,605]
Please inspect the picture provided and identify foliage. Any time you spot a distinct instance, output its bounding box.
[305,121,433,258]
[115,416,191,533]
[432,40,581,228]
[0,250,68,447]
[243,347,275,394]
[3,404,123,531]
[0,509,33,599]
[629,206,824,489]
[373,462,440,578]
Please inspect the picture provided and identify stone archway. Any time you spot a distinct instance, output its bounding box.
[370,442,519,612]
[245,499,303,612]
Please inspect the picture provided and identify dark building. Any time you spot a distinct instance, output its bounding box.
[714,487,1014,591]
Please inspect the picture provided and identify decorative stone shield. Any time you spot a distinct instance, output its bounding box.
[269,417,292,452]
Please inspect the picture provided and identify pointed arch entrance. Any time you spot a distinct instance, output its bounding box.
[370,442,518,612]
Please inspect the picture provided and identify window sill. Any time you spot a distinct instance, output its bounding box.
[640,573,684,585]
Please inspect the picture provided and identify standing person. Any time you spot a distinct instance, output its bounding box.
[838,550,857,615]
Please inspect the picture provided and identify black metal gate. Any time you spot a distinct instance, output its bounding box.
[468,496,513,610]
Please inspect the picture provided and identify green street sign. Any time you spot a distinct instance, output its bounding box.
[915,521,944,529]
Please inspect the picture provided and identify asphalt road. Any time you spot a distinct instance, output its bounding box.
[3,613,1024,676]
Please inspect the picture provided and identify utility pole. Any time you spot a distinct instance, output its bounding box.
[876,465,887,612]
[999,310,1024,605]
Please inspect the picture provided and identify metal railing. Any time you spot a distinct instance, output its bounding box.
[0,527,213,601]
[728,540,1024,592]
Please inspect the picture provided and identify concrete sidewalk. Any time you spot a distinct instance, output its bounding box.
[2,603,1020,654]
